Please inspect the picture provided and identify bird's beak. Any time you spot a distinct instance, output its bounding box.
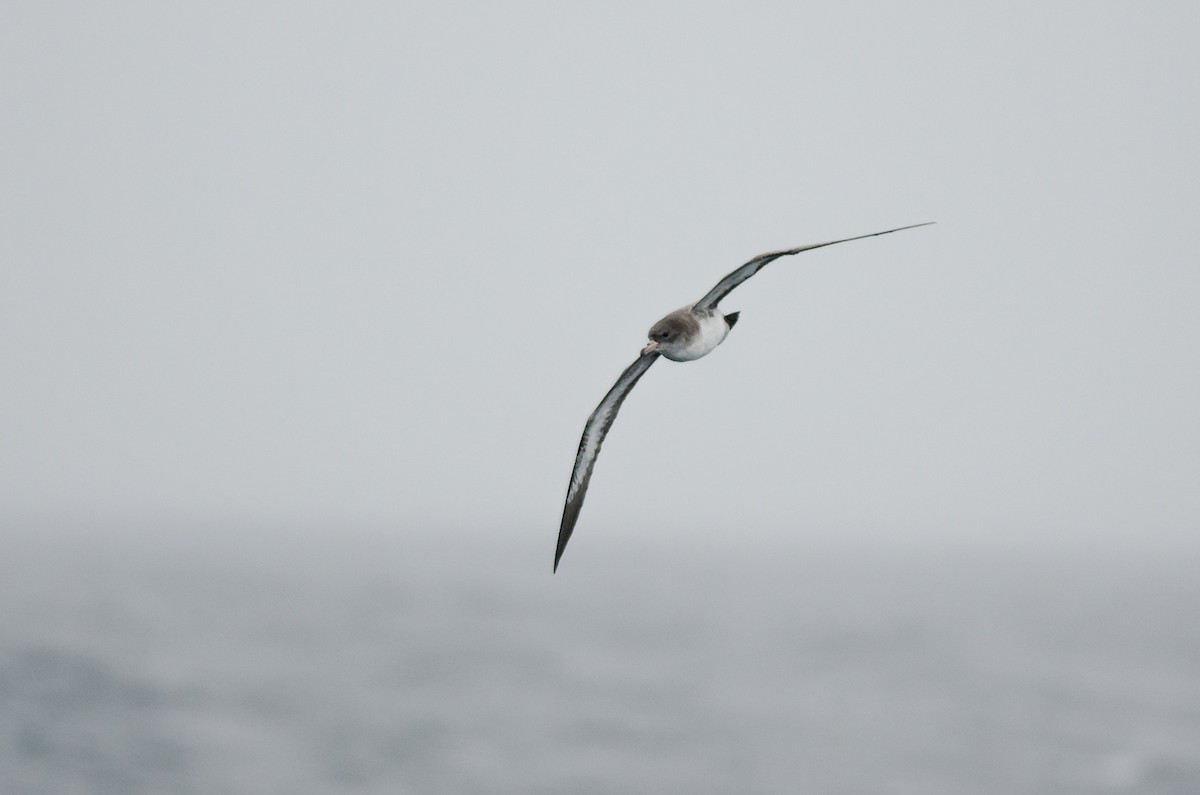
[641,340,658,356]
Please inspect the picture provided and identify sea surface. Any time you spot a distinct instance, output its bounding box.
[2,522,1198,794]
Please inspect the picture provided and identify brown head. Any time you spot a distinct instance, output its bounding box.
[642,308,701,357]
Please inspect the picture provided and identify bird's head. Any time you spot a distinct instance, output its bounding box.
[642,310,698,359]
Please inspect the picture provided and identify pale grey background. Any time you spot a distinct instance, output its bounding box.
[4,2,1197,547]
[1,3,1199,793]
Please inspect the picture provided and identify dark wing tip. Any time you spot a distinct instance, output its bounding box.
[554,487,582,573]
[554,523,570,572]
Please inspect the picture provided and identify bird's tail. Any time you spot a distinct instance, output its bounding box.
[724,311,740,329]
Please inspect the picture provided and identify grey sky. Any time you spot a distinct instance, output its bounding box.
[2,3,1197,550]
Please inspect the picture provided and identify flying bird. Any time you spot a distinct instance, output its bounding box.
[554,222,934,572]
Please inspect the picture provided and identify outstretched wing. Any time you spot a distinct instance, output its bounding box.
[693,222,934,311]
[555,351,660,572]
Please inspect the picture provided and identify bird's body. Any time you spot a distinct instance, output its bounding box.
[553,222,934,572]
[647,306,732,361]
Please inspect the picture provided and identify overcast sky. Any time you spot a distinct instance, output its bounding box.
[2,3,1197,553]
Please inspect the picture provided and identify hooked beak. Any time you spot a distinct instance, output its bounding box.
[641,340,659,356]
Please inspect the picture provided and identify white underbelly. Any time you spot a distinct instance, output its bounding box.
[672,309,729,361]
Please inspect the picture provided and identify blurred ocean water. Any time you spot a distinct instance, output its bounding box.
[1,523,1198,794]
